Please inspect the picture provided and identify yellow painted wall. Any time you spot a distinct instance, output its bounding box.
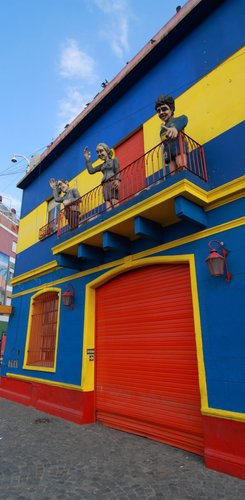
[17,203,47,253]
[73,160,103,196]
[17,158,104,254]
[144,47,245,152]
[17,48,244,254]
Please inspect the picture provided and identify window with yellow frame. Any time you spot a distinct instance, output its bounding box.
[24,288,61,371]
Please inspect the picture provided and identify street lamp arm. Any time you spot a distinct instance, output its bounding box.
[11,154,30,166]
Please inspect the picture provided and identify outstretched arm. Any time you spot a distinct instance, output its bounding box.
[161,115,188,139]
[84,147,101,174]
[49,178,64,203]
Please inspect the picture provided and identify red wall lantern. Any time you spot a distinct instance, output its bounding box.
[62,284,75,309]
[205,240,231,281]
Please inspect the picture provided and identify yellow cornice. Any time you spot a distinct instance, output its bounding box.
[12,260,126,298]
[136,217,245,259]
[12,216,245,297]
[11,260,59,286]
[11,177,245,291]
[206,176,245,209]
[52,180,207,255]
[52,177,245,255]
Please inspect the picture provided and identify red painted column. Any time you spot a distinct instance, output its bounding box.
[0,376,95,425]
[203,415,245,479]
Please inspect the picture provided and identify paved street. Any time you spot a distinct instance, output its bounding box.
[0,397,244,499]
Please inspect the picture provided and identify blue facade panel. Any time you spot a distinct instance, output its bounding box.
[19,0,245,217]
[4,224,245,413]
[2,4,245,469]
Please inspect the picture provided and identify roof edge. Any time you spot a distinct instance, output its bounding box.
[17,0,204,187]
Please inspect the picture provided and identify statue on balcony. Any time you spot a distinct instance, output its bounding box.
[83,143,121,210]
[155,94,188,175]
[49,179,80,229]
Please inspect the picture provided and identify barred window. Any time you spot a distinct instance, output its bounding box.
[25,290,60,369]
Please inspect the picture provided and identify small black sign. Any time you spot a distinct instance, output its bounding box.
[87,348,94,355]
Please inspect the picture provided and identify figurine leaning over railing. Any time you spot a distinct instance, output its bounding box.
[155,94,188,176]
[49,178,81,230]
[83,143,121,210]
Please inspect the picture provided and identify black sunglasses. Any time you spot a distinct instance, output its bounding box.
[156,105,170,113]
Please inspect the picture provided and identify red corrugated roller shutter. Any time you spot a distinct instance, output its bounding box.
[95,264,204,455]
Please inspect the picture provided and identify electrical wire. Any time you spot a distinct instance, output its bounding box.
[1,49,243,183]
[0,170,26,177]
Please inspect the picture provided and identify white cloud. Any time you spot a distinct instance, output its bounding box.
[92,0,130,57]
[92,0,127,14]
[108,16,129,57]
[59,39,97,82]
[58,39,100,132]
[57,87,94,133]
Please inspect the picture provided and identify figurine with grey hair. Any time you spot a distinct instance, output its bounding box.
[84,143,121,210]
[155,94,188,175]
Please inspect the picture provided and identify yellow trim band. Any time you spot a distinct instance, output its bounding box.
[202,407,245,422]
[12,216,245,297]
[6,372,83,391]
[51,177,245,256]
[11,260,59,286]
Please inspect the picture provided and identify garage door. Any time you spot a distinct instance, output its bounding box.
[95,264,204,455]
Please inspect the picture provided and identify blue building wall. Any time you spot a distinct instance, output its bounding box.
[3,219,245,413]
[3,0,245,424]
[19,0,244,217]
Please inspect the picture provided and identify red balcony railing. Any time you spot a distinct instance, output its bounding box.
[39,217,58,240]
[39,133,207,240]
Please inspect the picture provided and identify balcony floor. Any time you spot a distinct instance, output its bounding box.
[52,171,210,257]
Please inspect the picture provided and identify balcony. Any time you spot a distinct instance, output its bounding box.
[39,133,208,245]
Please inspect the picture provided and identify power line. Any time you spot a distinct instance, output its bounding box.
[0,170,26,177]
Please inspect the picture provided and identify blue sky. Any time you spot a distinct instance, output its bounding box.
[0,0,182,215]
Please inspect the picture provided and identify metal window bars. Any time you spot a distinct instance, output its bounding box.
[26,292,58,367]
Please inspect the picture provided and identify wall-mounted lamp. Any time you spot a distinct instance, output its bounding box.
[205,240,231,281]
[62,285,75,309]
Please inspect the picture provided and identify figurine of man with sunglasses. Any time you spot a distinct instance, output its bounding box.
[155,94,188,175]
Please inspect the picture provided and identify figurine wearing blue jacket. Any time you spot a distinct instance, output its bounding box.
[155,94,188,175]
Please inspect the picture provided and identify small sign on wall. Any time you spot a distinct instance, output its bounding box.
[7,359,18,368]
[87,348,94,361]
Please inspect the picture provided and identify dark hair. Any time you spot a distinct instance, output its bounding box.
[155,94,175,114]
[58,179,69,186]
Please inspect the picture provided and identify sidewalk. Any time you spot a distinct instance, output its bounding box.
[0,398,244,499]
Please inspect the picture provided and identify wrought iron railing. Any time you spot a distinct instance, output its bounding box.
[39,217,58,240]
[39,133,207,240]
